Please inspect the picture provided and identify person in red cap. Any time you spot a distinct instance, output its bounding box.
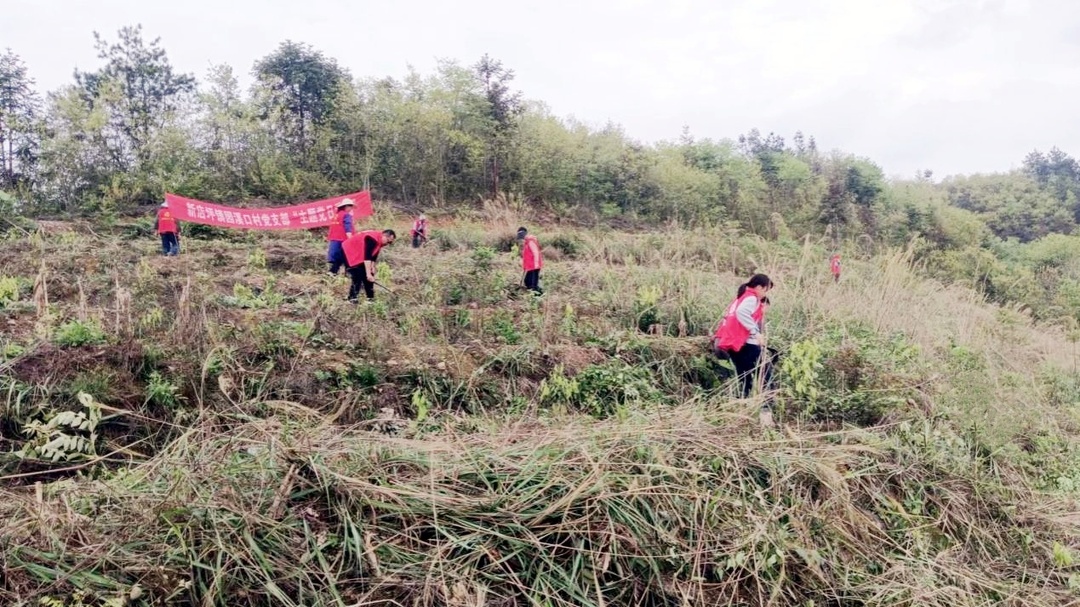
[326,198,355,275]
[830,254,841,283]
[154,201,180,256]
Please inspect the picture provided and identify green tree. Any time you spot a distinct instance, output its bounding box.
[473,54,522,197]
[253,41,348,160]
[37,85,120,211]
[196,64,268,199]
[0,48,41,189]
[75,25,196,168]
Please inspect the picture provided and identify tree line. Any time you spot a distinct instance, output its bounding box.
[5,25,1080,322]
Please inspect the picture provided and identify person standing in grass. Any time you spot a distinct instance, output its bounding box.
[830,253,841,283]
[714,274,773,398]
[411,213,428,248]
[343,229,396,302]
[155,201,180,256]
[327,198,355,275]
[517,226,543,295]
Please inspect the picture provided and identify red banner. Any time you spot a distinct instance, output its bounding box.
[164,191,373,230]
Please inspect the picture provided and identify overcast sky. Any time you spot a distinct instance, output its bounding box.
[4,0,1079,178]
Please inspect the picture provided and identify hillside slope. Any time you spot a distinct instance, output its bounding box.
[1,216,1079,606]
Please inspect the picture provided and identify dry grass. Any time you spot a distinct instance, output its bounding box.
[3,404,1078,607]
[1,218,1079,606]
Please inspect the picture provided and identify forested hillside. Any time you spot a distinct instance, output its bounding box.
[2,25,1080,607]
[4,27,1080,326]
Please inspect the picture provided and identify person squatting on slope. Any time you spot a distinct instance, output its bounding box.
[155,202,181,256]
[713,274,775,399]
[327,198,355,275]
[517,226,543,295]
[411,214,428,248]
[342,229,396,302]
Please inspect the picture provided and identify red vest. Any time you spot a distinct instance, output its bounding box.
[343,230,384,267]
[157,208,177,234]
[412,219,427,236]
[830,256,841,275]
[714,291,764,352]
[328,209,351,241]
[522,235,542,271]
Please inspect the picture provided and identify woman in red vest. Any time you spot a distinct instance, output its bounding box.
[714,274,773,398]
[342,228,396,302]
[155,202,180,256]
[517,226,543,295]
[830,254,841,283]
[327,199,355,275]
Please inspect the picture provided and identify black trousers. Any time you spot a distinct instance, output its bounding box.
[524,269,542,293]
[160,232,179,256]
[347,265,374,300]
[729,343,777,399]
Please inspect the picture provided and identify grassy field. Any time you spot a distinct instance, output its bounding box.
[1,209,1079,606]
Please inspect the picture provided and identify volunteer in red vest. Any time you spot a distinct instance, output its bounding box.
[830,254,841,283]
[327,198,355,275]
[517,226,543,295]
[342,229,396,302]
[714,274,773,398]
[154,201,180,256]
[411,213,428,248]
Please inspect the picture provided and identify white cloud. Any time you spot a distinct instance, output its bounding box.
[2,0,1079,177]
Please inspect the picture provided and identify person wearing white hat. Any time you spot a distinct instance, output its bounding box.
[327,198,355,274]
[155,201,180,256]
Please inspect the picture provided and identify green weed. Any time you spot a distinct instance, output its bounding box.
[54,320,107,347]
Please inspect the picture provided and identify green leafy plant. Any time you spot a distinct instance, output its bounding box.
[376,261,393,287]
[247,247,267,269]
[146,371,182,408]
[576,361,663,418]
[550,234,581,258]
[54,320,107,347]
[470,246,496,274]
[561,303,577,336]
[220,280,284,309]
[1054,542,1075,568]
[634,284,663,333]
[18,392,102,462]
[411,389,430,422]
[138,306,165,331]
[490,310,521,345]
[2,341,25,359]
[781,339,825,414]
[539,364,580,411]
[0,275,20,306]
[539,362,661,419]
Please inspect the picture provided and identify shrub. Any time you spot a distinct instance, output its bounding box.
[779,328,923,426]
[540,361,663,419]
[550,234,582,258]
[470,246,496,274]
[247,247,267,269]
[489,309,521,345]
[146,371,183,408]
[0,276,20,306]
[633,285,663,333]
[54,320,107,347]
